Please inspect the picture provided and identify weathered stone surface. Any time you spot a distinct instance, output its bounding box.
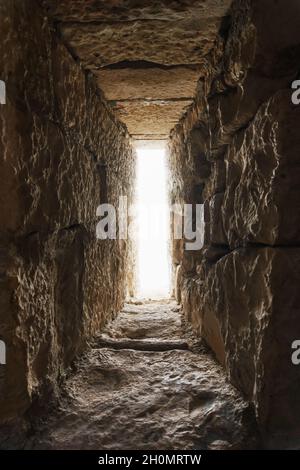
[96,65,202,101]
[174,264,183,303]
[114,100,193,138]
[42,0,233,139]
[41,0,233,23]
[212,160,226,194]
[223,89,300,247]
[1,0,300,451]
[179,248,300,448]
[210,193,227,246]
[222,0,300,85]
[0,0,135,425]
[13,301,257,450]
[168,0,300,448]
[251,0,300,79]
[208,74,292,157]
[207,0,300,158]
[187,127,211,182]
[60,19,219,68]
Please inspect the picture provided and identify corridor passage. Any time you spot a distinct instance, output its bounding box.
[1,0,300,451]
[25,301,257,450]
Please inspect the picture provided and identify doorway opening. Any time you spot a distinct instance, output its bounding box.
[135,145,171,299]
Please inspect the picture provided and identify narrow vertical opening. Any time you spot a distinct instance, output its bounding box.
[135,145,171,299]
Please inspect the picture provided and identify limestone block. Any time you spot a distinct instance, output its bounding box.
[223,89,300,247]
[210,193,227,246]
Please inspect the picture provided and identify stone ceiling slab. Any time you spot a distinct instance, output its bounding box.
[134,136,169,140]
[60,18,220,68]
[42,0,232,23]
[95,64,202,100]
[113,100,193,136]
[42,0,233,139]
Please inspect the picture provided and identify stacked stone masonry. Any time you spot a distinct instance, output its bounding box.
[0,0,135,424]
[1,0,300,450]
[169,0,300,447]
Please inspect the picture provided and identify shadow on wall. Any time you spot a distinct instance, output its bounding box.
[0,0,135,426]
[168,0,300,448]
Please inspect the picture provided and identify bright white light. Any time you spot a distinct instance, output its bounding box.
[135,146,171,299]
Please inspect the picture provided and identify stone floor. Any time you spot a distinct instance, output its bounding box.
[24,300,258,450]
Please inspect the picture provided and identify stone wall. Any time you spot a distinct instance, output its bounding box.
[168,0,300,447]
[0,0,135,425]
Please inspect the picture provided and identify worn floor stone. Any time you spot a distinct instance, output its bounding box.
[23,300,258,450]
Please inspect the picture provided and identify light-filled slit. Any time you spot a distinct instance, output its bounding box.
[135,146,171,299]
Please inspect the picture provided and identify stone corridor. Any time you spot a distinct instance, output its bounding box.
[1,0,300,451]
[21,301,256,450]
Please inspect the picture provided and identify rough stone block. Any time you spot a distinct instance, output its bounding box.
[210,193,227,246]
[223,89,300,247]
[180,247,300,446]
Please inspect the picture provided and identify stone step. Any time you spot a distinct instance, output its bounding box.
[93,336,189,352]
